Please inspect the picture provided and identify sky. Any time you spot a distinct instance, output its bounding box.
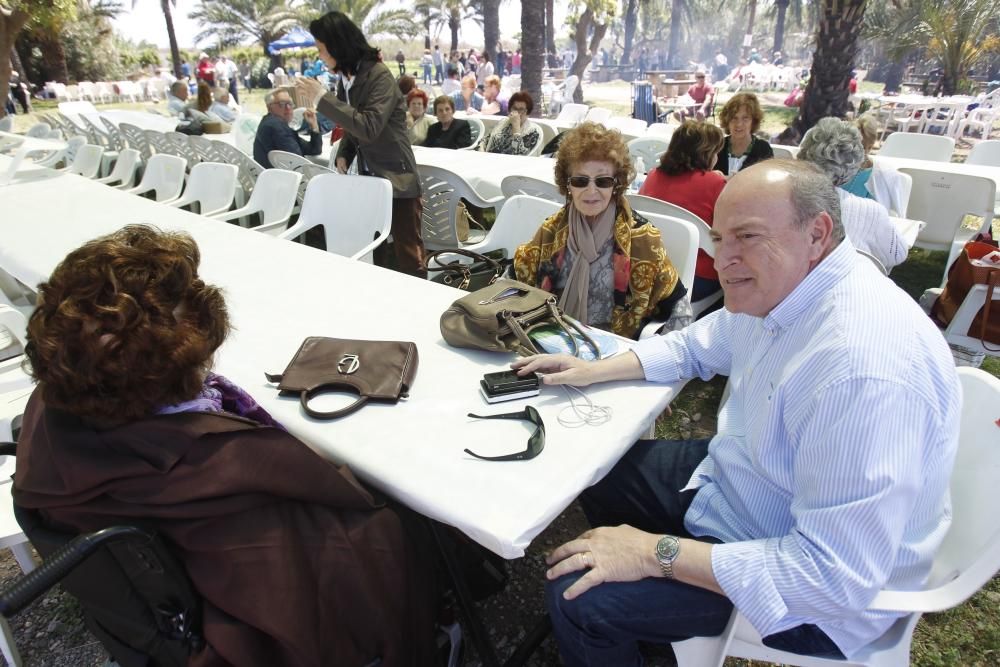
[111,1,569,52]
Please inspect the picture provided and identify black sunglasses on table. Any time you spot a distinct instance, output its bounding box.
[465,406,545,461]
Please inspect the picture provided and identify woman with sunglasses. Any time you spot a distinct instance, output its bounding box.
[514,122,688,339]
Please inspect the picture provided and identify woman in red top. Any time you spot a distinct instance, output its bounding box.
[639,120,726,301]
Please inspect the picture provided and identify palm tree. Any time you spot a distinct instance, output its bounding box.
[130,0,184,78]
[302,0,421,42]
[482,0,499,61]
[868,0,1000,96]
[190,0,298,59]
[793,0,868,135]
[0,1,32,120]
[520,0,544,115]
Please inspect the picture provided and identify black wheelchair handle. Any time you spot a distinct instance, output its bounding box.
[0,525,153,617]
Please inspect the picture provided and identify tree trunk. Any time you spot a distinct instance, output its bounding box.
[449,8,460,53]
[545,0,555,57]
[569,7,607,103]
[483,0,499,63]
[883,57,906,94]
[772,0,789,55]
[0,7,29,119]
[622,0,638,65]
[666,0,682,68]
[521,0,544,117]
[161,0,182,79]
[742,0,758,59]
[793,0,868,135]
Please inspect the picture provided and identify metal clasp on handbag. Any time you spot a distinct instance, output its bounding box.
[337,354,360,374]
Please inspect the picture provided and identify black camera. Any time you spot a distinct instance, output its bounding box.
[480,370,540,403]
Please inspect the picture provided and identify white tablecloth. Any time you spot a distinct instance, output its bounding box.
[0,157,682,558]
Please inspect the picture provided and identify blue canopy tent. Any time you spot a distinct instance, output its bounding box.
[268,27,315,55]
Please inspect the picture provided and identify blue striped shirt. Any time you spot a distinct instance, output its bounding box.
[633,239,961,657]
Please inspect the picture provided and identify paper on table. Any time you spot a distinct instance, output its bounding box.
[529,319,621,361]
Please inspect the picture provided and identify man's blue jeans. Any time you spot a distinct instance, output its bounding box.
[545,439,845,666]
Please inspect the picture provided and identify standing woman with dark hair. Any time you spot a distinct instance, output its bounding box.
[296,11,426,278]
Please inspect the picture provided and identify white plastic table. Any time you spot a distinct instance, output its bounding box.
[412,146,556,199]
[0,157,683,558]
[0,131,66,187]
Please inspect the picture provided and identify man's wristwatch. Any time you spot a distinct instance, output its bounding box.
[655,535,681,579]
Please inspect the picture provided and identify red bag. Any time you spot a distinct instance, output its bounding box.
[931,240,1000,348]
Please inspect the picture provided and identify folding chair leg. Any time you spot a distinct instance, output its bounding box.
[10,543,36,574]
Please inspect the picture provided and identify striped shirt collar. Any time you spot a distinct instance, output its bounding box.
[763,237,856,333]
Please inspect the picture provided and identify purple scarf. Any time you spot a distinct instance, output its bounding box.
[157,372,285,430]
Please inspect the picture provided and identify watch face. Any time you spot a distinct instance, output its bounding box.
[656,535,680,563]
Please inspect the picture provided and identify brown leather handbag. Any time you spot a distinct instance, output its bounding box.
[932,240,1000,348]
[440,278,598,356]
[265,337,419,419]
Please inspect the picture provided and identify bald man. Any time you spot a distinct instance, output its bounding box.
[515,159,961,665]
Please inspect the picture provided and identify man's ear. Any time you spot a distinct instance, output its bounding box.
[807,211,834,260]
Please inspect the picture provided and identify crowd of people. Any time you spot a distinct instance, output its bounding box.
[8,10,969,667]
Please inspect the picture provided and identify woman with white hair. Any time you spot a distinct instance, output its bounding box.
[841,115,912,217]
[209,87,237,122]
[796,117,908,270]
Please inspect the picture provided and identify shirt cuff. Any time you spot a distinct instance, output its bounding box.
[712,539,790,637]
[632,335,683,383]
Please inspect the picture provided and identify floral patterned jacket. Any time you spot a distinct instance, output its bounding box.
[513,203,684,339]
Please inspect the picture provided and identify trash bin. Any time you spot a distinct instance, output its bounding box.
[631,81,656,124]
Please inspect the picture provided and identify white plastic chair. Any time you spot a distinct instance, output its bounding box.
[95,148,140,188]
[879,133,955,162]
[462,117,486,150]
[900,167,995,286]
[879,103,931,140]
[24,123,51,139]
[33,135,85,169]
[218,168,302,230]
[771,145,797,159]
[943,284,1000,357]
[268,149,314,171]
[583,107,613,127]
[954,104,1000,141]
[548,76,580,116]
[966,140,1000,166]
[418,164,504,249]
[123,153,187,202]
[462,195,562,258]
[278,174,392,262]
[627,194,722,320]
[64,144,105,178]
[533,119,559,151]
[167,162,238,216]
[627,138,670,173]
[500,175,563,204]
[554,103,589,126]
[232,114,262,155]
[640,212,698,296]
[671,366,1000,667]
[645,123,674,138]
[0,117,12,133]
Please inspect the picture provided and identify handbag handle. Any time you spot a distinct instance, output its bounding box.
[981,271,999,352]
[300,384,370,420]
[426,249,503,290]
[502,298,601,358]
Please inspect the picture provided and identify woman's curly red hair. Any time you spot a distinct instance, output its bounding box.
[554,122,635,204]
[25,225,231,423]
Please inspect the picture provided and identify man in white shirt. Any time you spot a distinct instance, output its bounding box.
[209,88,238,123]
[514,159,961,665]
[218,55,241,104]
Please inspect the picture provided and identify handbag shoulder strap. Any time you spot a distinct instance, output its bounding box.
[980,271,1000,352]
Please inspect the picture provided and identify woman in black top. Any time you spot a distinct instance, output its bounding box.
[715,92,773,176]
[424,95,472,149]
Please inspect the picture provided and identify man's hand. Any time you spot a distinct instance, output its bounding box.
[511,354,599,386]
[335,157,348,174]
[546,526,660,600]
[512,350,645,387]
[303,108,319,133]
[295,77,324,104]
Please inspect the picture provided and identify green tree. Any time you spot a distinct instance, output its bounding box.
[189,0,300,58]
[304,0,422,43]
[793,0,868,134]
[567,0,615,102]
[520,0,544,114]
[867,0,1000,96]
[1,0,77,118]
